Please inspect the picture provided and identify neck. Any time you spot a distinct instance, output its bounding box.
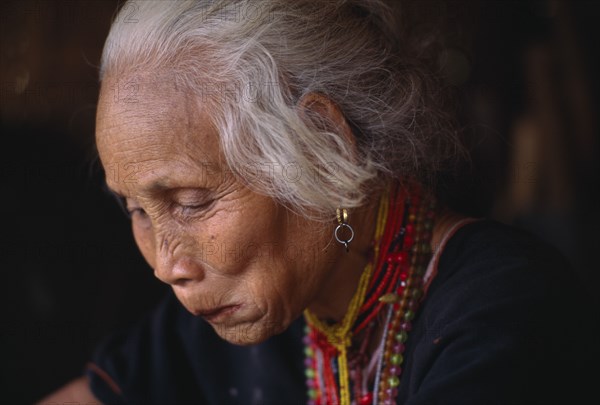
[307,194,381,322]
[307,192,466,324]
[303,188,469,402]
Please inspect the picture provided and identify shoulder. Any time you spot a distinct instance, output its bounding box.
[429,219,571,307]
[439,218,568,271]
[400,219,595,404]
[423,219,587,341]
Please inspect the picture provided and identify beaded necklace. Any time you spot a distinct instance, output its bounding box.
[303,182,436,405]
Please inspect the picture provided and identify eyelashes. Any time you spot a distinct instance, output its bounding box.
[174,200,214,218]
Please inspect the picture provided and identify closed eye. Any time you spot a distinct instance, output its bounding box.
[169,187,215,217]
[178,201,212,209]
[176,200,214,216]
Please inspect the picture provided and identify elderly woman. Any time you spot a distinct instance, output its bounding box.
[40,1,593,404]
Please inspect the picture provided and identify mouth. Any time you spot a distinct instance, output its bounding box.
[193,304,242,323]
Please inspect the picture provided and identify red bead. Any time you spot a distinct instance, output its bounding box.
[387,251,408,264]
[403,235,414,248]
[398,251,408,263]
[405,223,415,236]
[359,392,373,405]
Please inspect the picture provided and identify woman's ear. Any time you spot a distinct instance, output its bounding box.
[296,92,358,153]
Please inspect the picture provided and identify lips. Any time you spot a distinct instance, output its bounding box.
[193,304,241,322]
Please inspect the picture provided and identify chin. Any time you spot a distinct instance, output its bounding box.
[212,317,288,346]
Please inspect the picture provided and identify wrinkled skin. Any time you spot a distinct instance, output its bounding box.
[38,73,462,404]
[95,74,380,345]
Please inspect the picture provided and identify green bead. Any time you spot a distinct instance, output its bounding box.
[412,288,422,300]
[308,388,318,399]
[304,325,311,334]
[304,346,314,357]
[395,330,408,342]
[305,368,316,379]
[388,376,400,387]
[404,310,414,321]
[390,353,404,365]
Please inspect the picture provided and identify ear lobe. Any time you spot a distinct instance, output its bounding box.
[296,92,358,151]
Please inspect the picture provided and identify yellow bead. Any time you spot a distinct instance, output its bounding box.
[379,293,400,303]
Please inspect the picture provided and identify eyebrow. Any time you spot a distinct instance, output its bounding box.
[104,176,203,198]
[103,168,169,192]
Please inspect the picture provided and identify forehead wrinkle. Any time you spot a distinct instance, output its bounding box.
[107,132,217,172]
[108,106,201,155]
[180,95,225,165]
[116,156,216,197]
[103,110,184,144]
[97,74,215,146]
[97,75,227,198]
[97,82,188,137]
[98,99,187,160]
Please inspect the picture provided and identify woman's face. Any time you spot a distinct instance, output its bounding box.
[95,75,339,345]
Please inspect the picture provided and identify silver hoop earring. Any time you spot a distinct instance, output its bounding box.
[334,207,354,253]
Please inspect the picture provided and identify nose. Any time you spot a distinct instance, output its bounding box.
[154,255,205,287]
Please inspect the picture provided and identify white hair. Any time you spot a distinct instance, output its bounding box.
[100,0,464,220]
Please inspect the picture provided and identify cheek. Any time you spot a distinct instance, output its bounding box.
[132,222,156,268]
[248,222,334,314]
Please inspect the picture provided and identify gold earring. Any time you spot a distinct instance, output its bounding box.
[334,207,354,253]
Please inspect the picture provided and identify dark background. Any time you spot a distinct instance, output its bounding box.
[1,0,598,403]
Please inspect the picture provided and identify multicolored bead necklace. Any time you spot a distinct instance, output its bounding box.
[303,182,436,405]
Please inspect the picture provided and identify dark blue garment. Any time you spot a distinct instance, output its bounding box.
[86,290,307,405]
[87,220,596,404]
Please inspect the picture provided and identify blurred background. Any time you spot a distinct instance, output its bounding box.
[1,0,598,402]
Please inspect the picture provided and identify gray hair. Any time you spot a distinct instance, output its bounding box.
[100,0,464,220]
